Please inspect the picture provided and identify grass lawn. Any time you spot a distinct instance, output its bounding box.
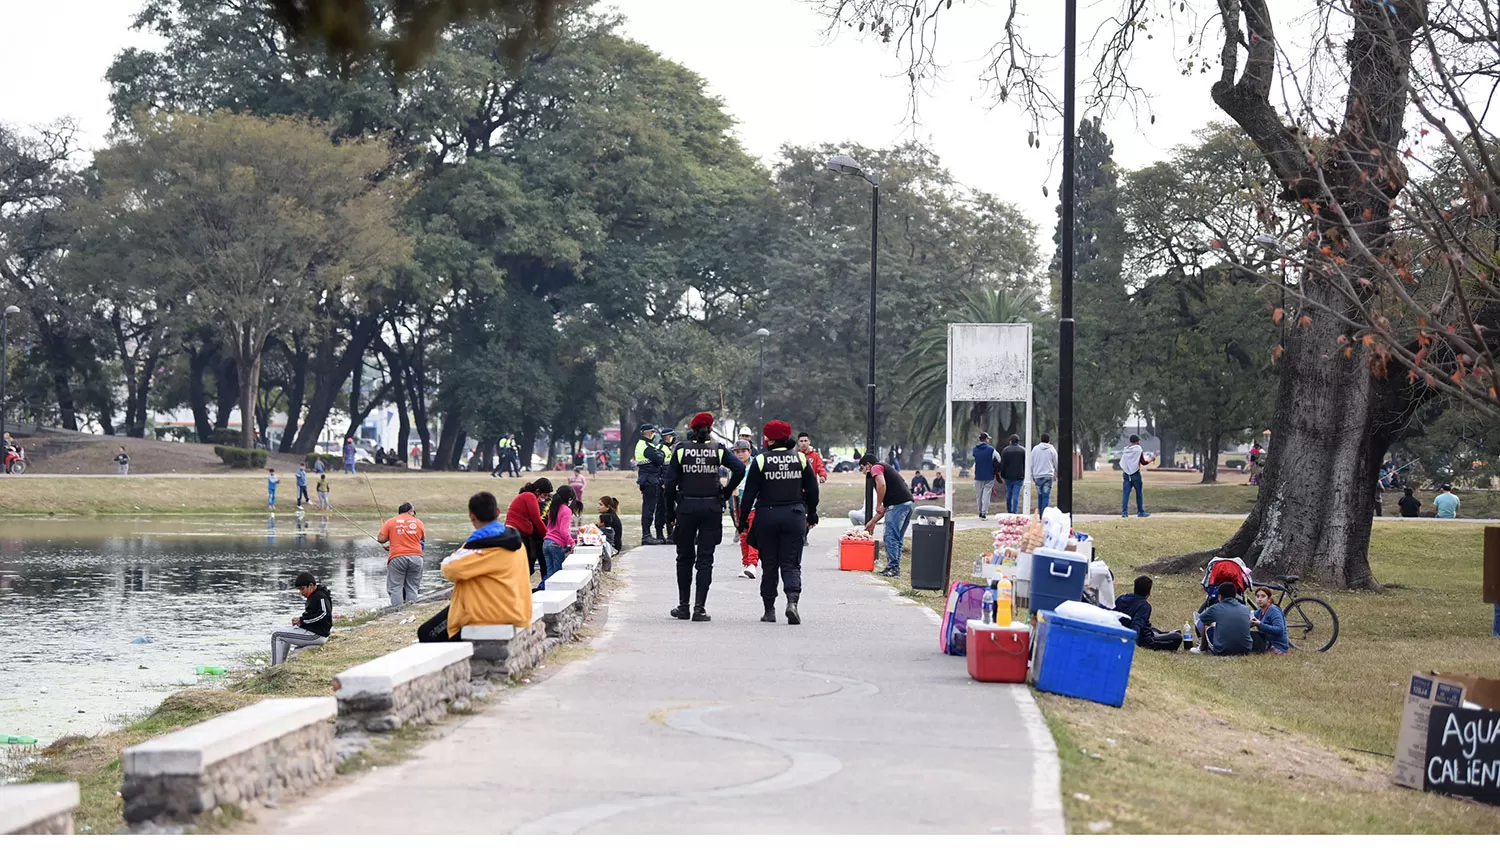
[875,517,1500,833]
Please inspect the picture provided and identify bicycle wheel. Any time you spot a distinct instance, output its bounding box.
[1283,597,1339,652]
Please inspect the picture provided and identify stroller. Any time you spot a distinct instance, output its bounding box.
[1198,556,1253,613]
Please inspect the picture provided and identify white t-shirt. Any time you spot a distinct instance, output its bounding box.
[1031,442,1059,478]
[1120,444,1144,475]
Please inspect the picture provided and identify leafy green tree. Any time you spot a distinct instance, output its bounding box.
[1048,117,1131,467]
[84,112,409,449]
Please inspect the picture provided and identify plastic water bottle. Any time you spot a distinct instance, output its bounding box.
[195,666,227,676]
[982,586,996,625]
[1183,621,1194,649]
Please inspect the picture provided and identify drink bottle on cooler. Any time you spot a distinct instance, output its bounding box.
[981,585,996,625]
[995,575,1014,627]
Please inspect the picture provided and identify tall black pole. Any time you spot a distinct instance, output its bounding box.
[866,184,879,522]
[1058,0,1078,514]
[1,313,8,441]
[758,337,765,428]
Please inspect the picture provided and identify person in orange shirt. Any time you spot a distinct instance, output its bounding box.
[377,502,426,606]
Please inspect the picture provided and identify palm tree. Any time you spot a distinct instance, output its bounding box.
[896,288,1043,454]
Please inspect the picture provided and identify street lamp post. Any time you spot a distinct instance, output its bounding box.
[826,154,880,522]
[755,327,770,429]
[1059,0,1079,514]
[1,305,18,440]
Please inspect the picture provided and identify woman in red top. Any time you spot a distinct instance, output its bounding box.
[506,478,553,578]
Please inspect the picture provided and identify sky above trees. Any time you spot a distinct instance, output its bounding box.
[1,0,1264,234]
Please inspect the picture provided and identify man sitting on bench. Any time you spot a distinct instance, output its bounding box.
[418,491,533,642]
[271,571,332,665]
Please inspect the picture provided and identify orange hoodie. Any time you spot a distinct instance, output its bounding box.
[439,527,532,637]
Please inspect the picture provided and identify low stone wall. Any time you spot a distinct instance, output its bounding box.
[335,643,473,733]
[121,697,336,825]
[464,620,547,679]
[0,783,79,835]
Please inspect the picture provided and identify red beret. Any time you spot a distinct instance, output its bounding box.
[690,412,714,429]
[763,420,793,442]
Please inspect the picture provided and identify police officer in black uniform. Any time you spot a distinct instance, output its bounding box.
[634,423,667,545]
[663,412,744,622]
[659,426,678,543]
[737,419,819,625]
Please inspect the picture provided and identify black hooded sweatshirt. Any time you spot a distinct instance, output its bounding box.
[300,586,334,637]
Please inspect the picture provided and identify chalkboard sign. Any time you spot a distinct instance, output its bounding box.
[1424,705,1500,806]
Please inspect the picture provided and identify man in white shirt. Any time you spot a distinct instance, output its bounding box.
[1030,434,1059,512]
[1120,435,1151,517]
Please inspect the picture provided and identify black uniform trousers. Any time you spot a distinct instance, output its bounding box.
[639,484,660,538]
[755,503,806,602]
[656,485,670,538]
[674,496,722,606]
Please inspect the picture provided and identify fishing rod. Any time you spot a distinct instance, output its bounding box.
[324,502,383,545]
[362,471,385,517]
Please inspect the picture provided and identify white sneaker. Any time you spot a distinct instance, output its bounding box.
[1188,646,1203,654]
[741,567,756,579]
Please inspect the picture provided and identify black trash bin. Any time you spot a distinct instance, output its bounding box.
[911,505,954,590]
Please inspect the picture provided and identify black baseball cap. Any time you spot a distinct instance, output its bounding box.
[398,502,414,514]
[293,571,317,588]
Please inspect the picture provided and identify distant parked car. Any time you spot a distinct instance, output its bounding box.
[828,454,858,473]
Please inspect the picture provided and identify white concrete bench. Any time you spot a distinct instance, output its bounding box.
[534,588,580,639]
[562,551,600,571]
[121,697,336,824]
[460,606,546,679]
[335,643,473,733]
[545,568,593,593]
[571,545,604,563]
[0,783,79,835]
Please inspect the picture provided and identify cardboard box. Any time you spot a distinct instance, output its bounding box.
[1394,671,1500,790]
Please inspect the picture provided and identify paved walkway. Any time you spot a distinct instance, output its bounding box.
[264,525,1063,834]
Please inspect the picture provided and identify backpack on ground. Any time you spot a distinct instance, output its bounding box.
[940,580,988,656]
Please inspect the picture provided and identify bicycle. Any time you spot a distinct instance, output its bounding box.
[1253,574,1340,652]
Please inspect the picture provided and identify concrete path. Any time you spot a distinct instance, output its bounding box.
[264,525,1064,834]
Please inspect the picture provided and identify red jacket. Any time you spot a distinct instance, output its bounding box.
[804,450,828,479]
[505,491,544,536]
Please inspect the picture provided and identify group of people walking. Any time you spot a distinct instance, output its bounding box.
[636,414,820,625]
[970,432,1059,518]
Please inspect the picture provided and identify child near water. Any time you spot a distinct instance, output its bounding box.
[316,474,330,511]
[267,469,279,510]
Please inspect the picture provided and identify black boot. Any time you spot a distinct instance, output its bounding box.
[670,604,691,620]
[692,605,711,622]
[761,598,777,623]
[785,592,801,625]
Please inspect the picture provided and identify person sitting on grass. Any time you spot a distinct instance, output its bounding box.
[1197,581,1253,656]
[931,470,947,495]
[1398,487,1421,518]
[271,571,331,665]
[911,471,931,497]
[418,491,532,642]
[1434,484,1461,518]
[1250,586,1290,655]
[1113,576,1182,651]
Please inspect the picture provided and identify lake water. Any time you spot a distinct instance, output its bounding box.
[0,513,474,746]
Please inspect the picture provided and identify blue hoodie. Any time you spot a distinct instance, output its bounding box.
[972,442,998,481]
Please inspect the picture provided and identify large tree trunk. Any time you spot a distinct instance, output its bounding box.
[1200,436,1219,484]
[1150,0,1426,588]
[36,317,79,430]
[278,342,310,453]
[434,400,462,470]
[187,346,214,442]
[290,318,378,454]
[214,359,239,431]
[238,349,260,451]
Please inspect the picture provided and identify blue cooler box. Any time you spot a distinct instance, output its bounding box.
[1028,547,1089,613]
[1031,609,1137,707]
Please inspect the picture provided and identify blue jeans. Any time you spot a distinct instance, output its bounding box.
[267,486,277,508]
[883,501,914,572]
[542,540,568,586]
[1035,476,1054,512]
[1005,480,1023,514]
[1122,471,1144,515]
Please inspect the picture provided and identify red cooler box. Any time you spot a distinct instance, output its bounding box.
[965,620,1031,683]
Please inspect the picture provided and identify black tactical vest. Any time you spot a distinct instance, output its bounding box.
[675,441,725,498]
[757,449,805,505]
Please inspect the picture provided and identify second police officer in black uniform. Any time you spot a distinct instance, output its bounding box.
[663,412,744,622]
[737,419,819,625]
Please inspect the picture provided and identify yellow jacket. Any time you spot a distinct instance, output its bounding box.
[439,527,532,637]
